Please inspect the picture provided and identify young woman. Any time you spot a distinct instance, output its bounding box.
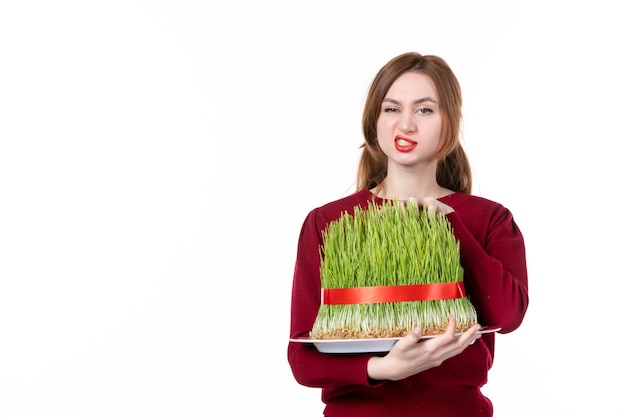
[287,52,529,417]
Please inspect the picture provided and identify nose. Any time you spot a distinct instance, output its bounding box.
[399,112,417,133]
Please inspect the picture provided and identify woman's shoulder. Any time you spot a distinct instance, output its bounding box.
[443,192,506,210]
[306,189,374,223]
[444,192,518,230]
[317,189,373,211]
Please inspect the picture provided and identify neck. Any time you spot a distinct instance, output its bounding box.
[373,174,451,200]
[371,161,453,200]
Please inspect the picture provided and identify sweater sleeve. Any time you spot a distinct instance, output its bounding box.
[287,208,380,389]
[446,204,529,333]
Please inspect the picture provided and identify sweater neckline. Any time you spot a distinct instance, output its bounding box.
[364,189,457,202]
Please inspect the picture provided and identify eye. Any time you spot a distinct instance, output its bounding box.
[417,107,433,115]
[383,107,399,113]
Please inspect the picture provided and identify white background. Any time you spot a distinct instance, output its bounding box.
[1,1,624,416]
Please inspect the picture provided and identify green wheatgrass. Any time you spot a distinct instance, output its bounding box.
[310,199,477,339]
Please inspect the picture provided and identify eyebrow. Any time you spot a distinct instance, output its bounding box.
[382,97,438,105]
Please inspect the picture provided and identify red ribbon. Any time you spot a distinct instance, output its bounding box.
[321,282,466,305]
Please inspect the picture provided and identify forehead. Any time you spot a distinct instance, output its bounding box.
[385,72,438,100]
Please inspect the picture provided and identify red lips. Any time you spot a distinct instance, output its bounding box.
[394,135,417,152]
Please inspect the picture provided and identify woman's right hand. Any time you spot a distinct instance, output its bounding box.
[366,315,481,381]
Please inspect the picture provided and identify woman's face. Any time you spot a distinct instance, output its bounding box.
[376,71,442,170]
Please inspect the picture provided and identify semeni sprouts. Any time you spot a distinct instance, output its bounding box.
[311,199,477,339]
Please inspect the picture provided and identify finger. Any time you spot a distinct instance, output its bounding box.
[471,324,483,342]
[421,197,440,217]
[393,327,422,350]
[459,323,482,346]
[411,327,422,340]
[429,315,457,344]
[444,314,457,336]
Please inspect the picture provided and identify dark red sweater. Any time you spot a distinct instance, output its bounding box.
[288,189,529,417]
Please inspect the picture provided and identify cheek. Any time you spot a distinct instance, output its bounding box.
[431,117,443,133]
[376,124,388,147]
[376,118,392,137]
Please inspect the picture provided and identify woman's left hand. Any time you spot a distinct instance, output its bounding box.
[407,196,454,215]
